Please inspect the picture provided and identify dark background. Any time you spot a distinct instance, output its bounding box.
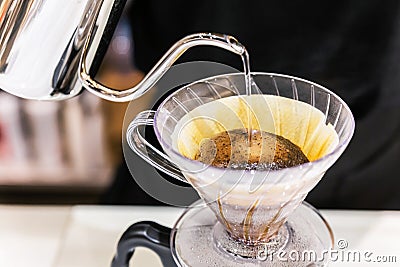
[104,0,400,209]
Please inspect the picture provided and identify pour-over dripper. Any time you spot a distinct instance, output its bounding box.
[127,72,354,265]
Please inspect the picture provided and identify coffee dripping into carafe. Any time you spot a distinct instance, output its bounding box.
[0,1,355,266]
[119,73,354,266]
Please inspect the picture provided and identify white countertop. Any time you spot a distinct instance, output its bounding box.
[1,205,399,267]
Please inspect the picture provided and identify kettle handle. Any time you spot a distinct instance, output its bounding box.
[111,221,176,267]
[79,31,246,102]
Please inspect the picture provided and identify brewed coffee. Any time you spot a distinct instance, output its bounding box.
[195,129,309,170]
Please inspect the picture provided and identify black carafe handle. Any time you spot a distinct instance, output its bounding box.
[111,221,177,267]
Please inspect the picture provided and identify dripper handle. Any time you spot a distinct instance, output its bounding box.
[127,110,188,183]
[111,221,176,267]
[79,32,246,102]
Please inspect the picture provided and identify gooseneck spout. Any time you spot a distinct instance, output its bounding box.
[79,32,247,102]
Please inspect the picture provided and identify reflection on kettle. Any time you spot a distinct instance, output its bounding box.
[0,0,125,100]
[0,0,247,102]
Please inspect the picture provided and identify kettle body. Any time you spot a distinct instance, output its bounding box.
[0,0,123,100]
[0,0,247,102]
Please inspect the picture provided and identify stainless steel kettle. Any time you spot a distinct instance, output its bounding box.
[0,0,246,102]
